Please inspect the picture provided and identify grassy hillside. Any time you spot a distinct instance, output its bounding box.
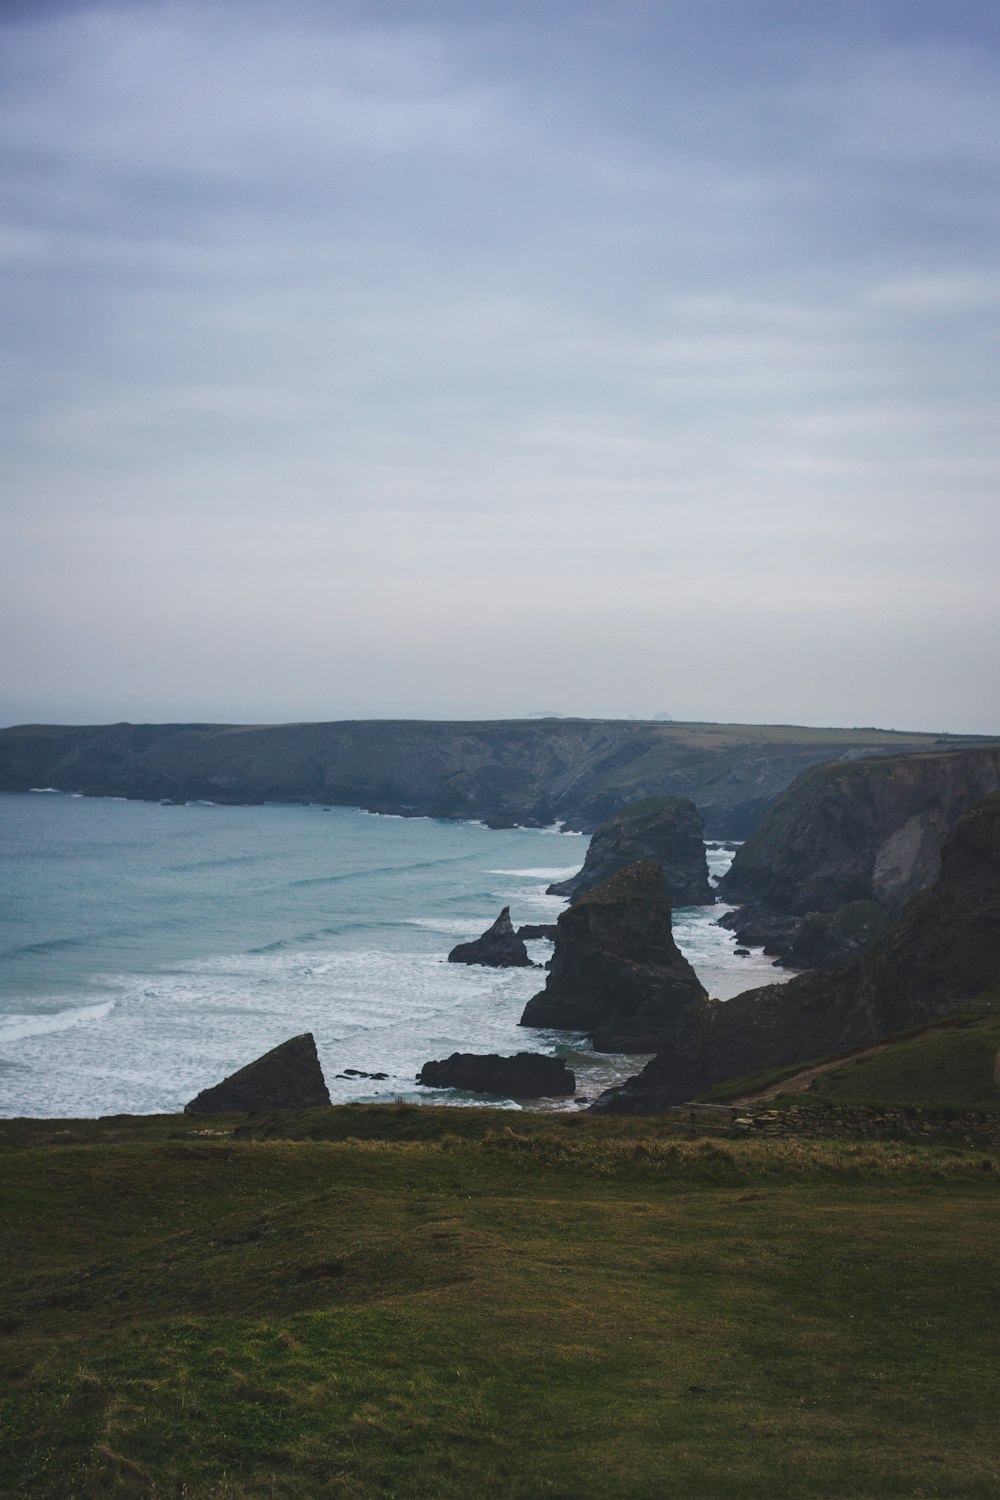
[2,1110,999,1498]
[800,1010,1000,1109]
[697,1009,1000,1110]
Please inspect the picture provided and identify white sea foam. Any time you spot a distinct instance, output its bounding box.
[29,786,61,794]
[0,797,791,1118]
[0,1000,115,1045]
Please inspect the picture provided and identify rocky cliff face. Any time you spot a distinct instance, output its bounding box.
[717,746,1000,968]
[547,797,714,907]
[0,719,979,837]
[592,793,1000,1111]
[519,861,706,1051]
[721,747,1000,916]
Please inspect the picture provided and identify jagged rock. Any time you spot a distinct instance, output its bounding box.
[548,797,714,907]
[184,1033,331,1114]
[591,793,1000,1112]
[520,861,706,1052]
[516,922,558,940]
[447,907,532,967]
[417,1052,575,1098]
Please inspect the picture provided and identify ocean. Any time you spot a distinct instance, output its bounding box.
[0,792,788,1118]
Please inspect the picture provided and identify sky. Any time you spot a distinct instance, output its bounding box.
[2,0,999,733]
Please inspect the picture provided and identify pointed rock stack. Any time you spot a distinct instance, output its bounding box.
[184,1032,331,1114]
[520,860,706,1051]
[447,907,533,967]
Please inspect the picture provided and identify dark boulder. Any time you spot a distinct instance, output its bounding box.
[417,1052,575,1098]
[548,797,714,907]
[447,907,533,967]
[592,792,1000,1112]
[520,861,706,1052]
[184,1033,331,1114]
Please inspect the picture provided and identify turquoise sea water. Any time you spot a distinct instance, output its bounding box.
[0,792,787,1117]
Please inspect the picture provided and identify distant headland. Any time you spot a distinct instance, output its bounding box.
[1,717,995,838]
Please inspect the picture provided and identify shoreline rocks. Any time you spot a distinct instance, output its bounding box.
[417,1052,575,1098]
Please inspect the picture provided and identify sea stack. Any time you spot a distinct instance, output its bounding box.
[520,860,706,1051]
[184,1032,331,1114]
[447,907,533,967]
[548,796,714,907]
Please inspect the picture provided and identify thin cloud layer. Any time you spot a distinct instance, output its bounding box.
[2,0,998,731]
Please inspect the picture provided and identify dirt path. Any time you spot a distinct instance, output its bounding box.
[729,1041,893,1106]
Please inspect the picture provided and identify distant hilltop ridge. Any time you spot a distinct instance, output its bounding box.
[0,718,995,838]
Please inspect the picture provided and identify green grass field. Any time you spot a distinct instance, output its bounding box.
[2,1110,999,1499]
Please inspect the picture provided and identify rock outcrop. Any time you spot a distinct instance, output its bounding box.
[547,797,714,907]
[184,1033,331,1114]
[417,1052,575,1098]
[0,718,982,837]
[774,901,891,971]
[519,861,706,1051]
[447,908,533,967]
[592,793,1000,1112]
[716,746,1000,968]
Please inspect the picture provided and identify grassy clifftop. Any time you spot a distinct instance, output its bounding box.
[2,1110,999,1498]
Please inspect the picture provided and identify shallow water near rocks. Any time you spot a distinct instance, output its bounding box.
[0,793,788,1117]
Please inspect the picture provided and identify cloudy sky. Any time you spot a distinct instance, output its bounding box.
[2,0,998,732]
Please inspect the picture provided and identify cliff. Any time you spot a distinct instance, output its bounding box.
[519,861,706,1051]
[721,746,1000,916]
[547,796,714,906]
[717,745,1000,967]
[592,792,1000,1111]
[0,718,980,836]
